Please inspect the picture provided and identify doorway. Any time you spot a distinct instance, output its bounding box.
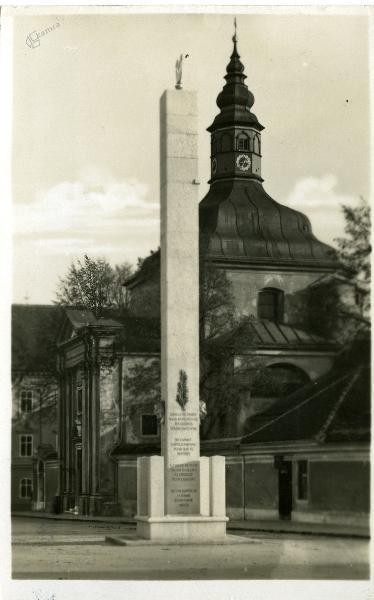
[278,460,292,520]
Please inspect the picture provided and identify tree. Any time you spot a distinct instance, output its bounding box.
[198,257,256,435]
[286,198,371,342]
[199,257,239,343]
[335,196,371,284]
[125,253,258,437]
[55,255,133,317]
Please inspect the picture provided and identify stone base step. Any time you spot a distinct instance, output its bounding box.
[105,533,258,546]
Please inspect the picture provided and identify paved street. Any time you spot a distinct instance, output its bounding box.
[11,517,369,580]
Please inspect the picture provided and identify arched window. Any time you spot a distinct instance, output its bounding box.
[257,288,284,322]
[253,134,261,155]
[237,133,249,151]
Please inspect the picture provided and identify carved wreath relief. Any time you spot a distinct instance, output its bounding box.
[175,369,188,410]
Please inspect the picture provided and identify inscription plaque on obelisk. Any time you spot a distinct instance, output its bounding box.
[160,88,200,515]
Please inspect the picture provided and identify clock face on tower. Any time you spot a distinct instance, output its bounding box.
[236,154,251,172]
[211,157,217,174]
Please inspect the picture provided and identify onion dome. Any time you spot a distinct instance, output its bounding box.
[200,179,339,268]
[208,29,263,133]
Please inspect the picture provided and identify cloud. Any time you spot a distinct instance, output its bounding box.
[12,168,161,302]
[23,237,120,256]
[14,170,159,237]
[284,174,360,246]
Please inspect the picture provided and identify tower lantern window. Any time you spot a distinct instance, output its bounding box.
[238,135,249,151]
[253,134,261,155]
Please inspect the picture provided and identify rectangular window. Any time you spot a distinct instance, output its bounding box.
[19,478,33,499]
[141,414,158,437]
[297,460,308,500]
[257,289,284,322]
[20,390,33,413]
[238,138,249,151]
[19,434,33,457]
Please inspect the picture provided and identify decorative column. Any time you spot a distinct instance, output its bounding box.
[80,367,90,515]
[88,333,101,515]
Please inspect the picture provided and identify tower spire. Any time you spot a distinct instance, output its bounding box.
[233,16,237,46]
[207,24,264,183]
[207,24,263,133]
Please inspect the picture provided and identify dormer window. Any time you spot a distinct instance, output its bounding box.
[257,288,284,322]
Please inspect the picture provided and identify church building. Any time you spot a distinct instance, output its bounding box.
[11,30,370,530]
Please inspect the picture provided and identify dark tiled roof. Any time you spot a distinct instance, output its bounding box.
[323,366,371,443]
[241,365,370,445]
[207,318,336,352]
[124,251,160,289]
[200,179,339,269]
[12,304,64,372]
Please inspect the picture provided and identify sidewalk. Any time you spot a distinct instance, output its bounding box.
[229,518,369,539]
[12,511,370,538]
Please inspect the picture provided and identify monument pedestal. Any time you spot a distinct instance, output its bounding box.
[136,455,228,542]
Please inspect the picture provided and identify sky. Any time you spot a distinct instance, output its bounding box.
[10,10,370,304]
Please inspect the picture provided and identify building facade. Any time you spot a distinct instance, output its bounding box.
[11,305,62,512]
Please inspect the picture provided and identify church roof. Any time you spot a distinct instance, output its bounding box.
[200,177,339,270]
[205,318,337,353]
[235,319,335,351]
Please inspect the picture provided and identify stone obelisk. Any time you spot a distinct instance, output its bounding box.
[136,65,227,542]
[160,86,201,516]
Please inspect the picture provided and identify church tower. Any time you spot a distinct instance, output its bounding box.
[208,23,264,183]
[200,25,338,271]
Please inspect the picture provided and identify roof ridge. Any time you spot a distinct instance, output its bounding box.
[242,370,354,443]
[314,367,363,443]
